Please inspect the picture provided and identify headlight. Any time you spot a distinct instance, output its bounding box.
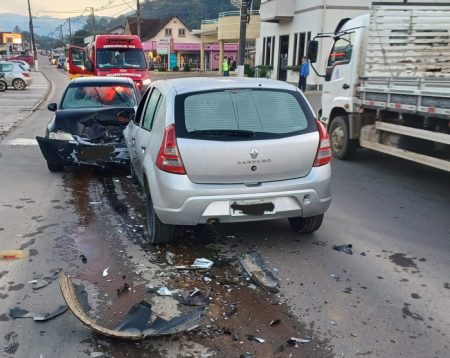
[48,131,75,141]
[143,78,151,86]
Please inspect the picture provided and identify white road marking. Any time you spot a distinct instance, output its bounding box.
[2,138,38,146]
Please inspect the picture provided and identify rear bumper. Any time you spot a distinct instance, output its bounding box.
[149,165,332,225]
[36,136,129,168]
[24,77,33,86]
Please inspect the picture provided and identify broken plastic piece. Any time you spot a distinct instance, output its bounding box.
[246,335,265,343]
[58,270,205,339]
[270,319,281,326]
[166,251,175,265]
[191,258,213,270]
[9,307,31,319]
[30,279,51,290]
[0,250,27,259]
[156,287,173,296]
[360,252,366,256]
[80,254,87,264]
[179,289,209,306]
[238,252,279,293]
[102,267,110,277]
[287,337,310,346]
[33,305,68,321]
[333,244,353,255]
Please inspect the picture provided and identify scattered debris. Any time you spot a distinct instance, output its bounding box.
[102,267,110,277]
[203,276,212,282]
[287,337,311,347]
[117,283,130,296]
[89,202,101,205]
[166,251,175,266]
[191,258,214,270]
[33,305,68,321]
[246,335,265,343]
[3,332,19,354]
[80,254,87,264]
[333,244,353,255]
[269,319,281,326]
[0,250,27,259]
[29,279,51,290]
[238,252,279,293]
[327,320,337,325]
[156,287,173,296]
[225,306,238,318]
[343,287,352,294]
[360,252,366,256]
[240,353,255,358]
[59,271,204,339]
[90,353,105,358]
[10,305,68,321]
[179,289,209,306]
[312,241,326,246]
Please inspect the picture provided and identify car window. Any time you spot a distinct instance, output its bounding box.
[182,89,309,135]
[328,32,354,67]
[60,84,137,109]
[19,65,27,71]
[142,88,161,130]
[134,87,152,124]
[0,64,13,72]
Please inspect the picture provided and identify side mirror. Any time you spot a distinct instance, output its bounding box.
[85,59,93,72]
[47,103,57,112]
[307,40,319,64]
[117,110,134,123]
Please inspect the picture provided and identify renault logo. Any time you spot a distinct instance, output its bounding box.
[250,148,259,159]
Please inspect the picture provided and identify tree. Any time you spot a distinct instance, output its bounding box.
[72,29,90,45]
[13,25,22,33]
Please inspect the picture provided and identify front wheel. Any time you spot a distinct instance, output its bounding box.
[289,214,324,233]
[0,80,7,92]
[145,185,175,245]
[47,161,63,172]
[13,79,26,91]
[329,116,357,159]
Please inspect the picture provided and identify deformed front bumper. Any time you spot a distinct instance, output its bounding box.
[36,136,130,169]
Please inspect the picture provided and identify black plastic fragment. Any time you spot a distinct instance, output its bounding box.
[333,244,353,255]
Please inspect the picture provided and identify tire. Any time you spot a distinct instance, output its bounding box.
[329,116,357,159]
[145,184,175,245]
[47,161,63,172]
[12,79,26,91]
[0,80,6,92]
[289,214,324,233]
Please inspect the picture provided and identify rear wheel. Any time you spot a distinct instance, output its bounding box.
[46,161,63,172]
[0,80,6,92]
[289,214,324,233]
[13,79,26,91]
[329,116,357,159]
[145,184,175,245]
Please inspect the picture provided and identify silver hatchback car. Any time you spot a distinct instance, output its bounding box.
[124,78,332,244]
[0,61,33,90]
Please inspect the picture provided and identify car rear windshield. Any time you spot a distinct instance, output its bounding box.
[61,84,137,109]
[175,88,315,140]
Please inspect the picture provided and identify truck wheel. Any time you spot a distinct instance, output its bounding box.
[289,214,324,233]
[329,116,357,159]
[145,184,174,245]
[13,79,26,90]
[47,161,63,172]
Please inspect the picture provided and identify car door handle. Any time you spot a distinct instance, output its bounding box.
[342,84,350,89]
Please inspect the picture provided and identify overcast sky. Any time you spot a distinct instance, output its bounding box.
[0,0,134,18]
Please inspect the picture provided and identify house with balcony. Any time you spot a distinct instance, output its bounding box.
[257,0,371,87]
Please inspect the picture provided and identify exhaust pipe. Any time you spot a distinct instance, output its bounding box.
[207,218,219,226]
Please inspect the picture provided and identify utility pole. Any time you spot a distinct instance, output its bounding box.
[27,0,38,70]
[136,0,141,39]
[237,0,250,77]
[68,17,72,45]
[86,7,96,36]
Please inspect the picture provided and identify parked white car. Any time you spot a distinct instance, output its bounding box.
[0,61,32,90]
[10,60,30,72]
[124,77,332,244]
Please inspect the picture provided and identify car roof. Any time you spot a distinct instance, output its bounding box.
[69,76,135,86]
[154,77,299,95]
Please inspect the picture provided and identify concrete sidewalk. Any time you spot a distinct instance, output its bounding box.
[0,71,50,140]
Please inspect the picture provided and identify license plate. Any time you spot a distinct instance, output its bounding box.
[230,200,275,216]
[76,146,114,161]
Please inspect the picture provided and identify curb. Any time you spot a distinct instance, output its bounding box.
[31,70,52,112]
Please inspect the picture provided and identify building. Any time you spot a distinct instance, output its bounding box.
[107,25,125,35]
[257,0,372,87]
[0,32,22,56]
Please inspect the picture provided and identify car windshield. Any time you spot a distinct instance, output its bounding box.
[96,49,146,69]
[61,84,137,109]
[178,89,310,137]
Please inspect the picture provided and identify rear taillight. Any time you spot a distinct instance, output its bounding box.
[313,120,332,167]
[156,124,186,174]
[22,72,30,77]
[135,80,143,91]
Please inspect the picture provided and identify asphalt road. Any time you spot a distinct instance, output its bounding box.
[0,60,449,358]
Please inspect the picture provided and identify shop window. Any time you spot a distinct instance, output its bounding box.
[298,32,305,64]
[165,28,172,36]
[178,28,186,37]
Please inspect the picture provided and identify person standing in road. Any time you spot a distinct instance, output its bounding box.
[299,57,310,92]
[223,57,230,77]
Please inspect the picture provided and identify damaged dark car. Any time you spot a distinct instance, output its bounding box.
[37,77,139,172]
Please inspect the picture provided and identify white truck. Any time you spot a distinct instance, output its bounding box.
[308,2,450,171]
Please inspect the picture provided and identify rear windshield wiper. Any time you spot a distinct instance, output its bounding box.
[189,129,255,137]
